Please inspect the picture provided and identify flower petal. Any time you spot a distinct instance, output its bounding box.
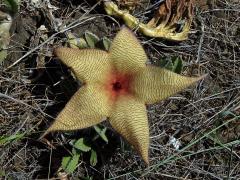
[109,96,149,164]
[54,48,111,83]
[132,66,205,104]
[109,27,147,73]
[43,84,111,135]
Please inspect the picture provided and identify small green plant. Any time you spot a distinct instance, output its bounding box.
[3,0,20,14]
[66,31,112,51]
[93,125,108,143]
[81,176,93,180]
[0,169,6,178]
[159,56,183,74]
[0,132,25,146]
[61,125,108,174]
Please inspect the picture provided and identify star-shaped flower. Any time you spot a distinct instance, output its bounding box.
[44,27,204,164]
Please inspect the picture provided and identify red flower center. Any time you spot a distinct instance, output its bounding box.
[112,81,122,91]
[105,72,133,102]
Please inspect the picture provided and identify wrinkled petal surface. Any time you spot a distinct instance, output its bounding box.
[109,27,147,73]
[109,96,149,164]
[44,84,111,134]
[43,27,206,164]
[132,66,204,104]
[54,48,111,83]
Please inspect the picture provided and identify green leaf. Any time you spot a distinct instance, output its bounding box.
[102,37,111,51]
[0,169,6,177]
[67,32,88,49]
[158,57,172,69]
[4,0,19,14]
[81,176,93,180]
[94,125,108,143]
[67,32,80,49]
[90,149,97,166]
[158,56,183,74]
[158,58,167,67]
[0,133,25,146]
[84,31,100,48]
[77,38,88,49]
[71,138,91,152]
[164,60,174,71]
[72,146,78,155]
[0,50,7,64]
[219,110,236,118]
[61,154,80,174]
[172,57,183,74]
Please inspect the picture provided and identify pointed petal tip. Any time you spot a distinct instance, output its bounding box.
[38,129,51,140]
[110,25,147,73]
[192,73,207,83]
[179,72,207,85]
[139,145,149,165]
[132,67,207,104]
[137,142,149,165]
[142,154,149,165]
[39,121,62,140]
[200,73,208,80]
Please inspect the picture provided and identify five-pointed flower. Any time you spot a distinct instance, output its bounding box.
[44,27,204,164]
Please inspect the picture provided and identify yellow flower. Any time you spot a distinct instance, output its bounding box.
[43,27,205,164]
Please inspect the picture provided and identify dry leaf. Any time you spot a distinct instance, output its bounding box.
[104,0,194,41]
